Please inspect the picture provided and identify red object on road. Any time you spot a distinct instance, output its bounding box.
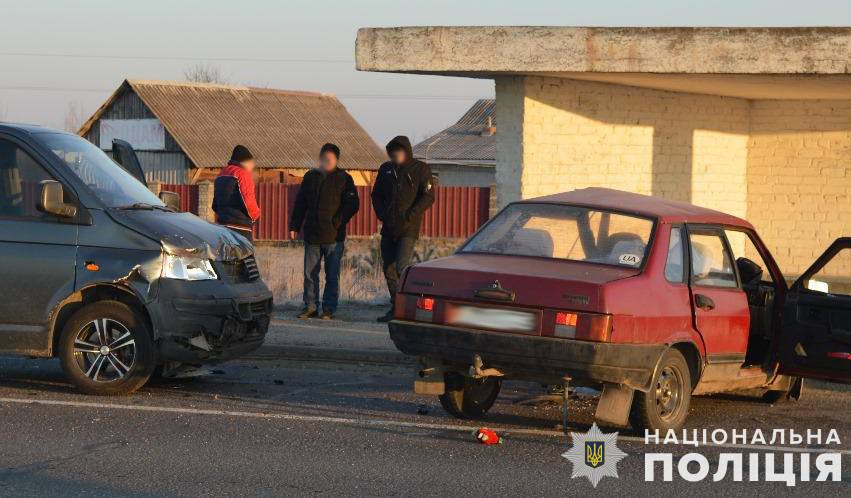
[474,428,503,445]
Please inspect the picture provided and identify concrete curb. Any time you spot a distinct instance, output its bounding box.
[245,345,414,366]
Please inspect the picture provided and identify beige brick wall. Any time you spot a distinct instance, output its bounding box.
[494,75,851,277]
[747,100,851,275]
[497,76,750,218]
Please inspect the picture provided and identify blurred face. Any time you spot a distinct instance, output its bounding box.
[389,148,407,165]
[241,158,257,173]
[319,151,338,172]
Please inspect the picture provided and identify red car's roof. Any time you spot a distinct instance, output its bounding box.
[523,188,753,228]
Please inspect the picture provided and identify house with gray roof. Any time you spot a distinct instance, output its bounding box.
[413,99,495,187]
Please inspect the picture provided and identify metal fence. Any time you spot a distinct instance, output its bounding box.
[161,184,200,214]
[169,183,490,241]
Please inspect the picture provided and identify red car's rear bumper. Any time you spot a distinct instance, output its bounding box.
[388,320,666,391]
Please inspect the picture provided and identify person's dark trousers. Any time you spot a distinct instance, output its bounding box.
[303,242,345,313]
[224,225,253,242]
[380,236,416,306]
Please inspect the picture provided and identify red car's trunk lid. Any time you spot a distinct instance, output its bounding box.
[403,253,639,312]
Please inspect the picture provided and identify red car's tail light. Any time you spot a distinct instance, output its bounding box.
[553,311,612,342]
[555,312,578,327]
[581,314,612,342]
[827,352,851,360]
[417,297,435,312]
[394,294,406,319]
[413,296,435,322]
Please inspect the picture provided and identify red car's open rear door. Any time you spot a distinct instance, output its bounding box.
[779,237,851,384]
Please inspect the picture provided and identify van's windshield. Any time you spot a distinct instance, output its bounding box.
[461,203,655,268]
[37,133,165,209]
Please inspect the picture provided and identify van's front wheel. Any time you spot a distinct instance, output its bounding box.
[629,348,691,432]
[438,373,501,419]
[58,301,156,395]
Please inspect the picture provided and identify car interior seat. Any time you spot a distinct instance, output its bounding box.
[0,141,23,217]
[512,227,554,258]
[690,242,713,282]
[601,232,645,265]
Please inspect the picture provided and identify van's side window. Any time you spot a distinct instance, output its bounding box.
[665,227,685,283]
[689,232,737,288]
[0,139,55,220]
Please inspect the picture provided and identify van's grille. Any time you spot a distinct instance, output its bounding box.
[243,255,260,281]
[219,255,261,283]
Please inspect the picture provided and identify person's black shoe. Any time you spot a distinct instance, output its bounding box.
[297,308,318,319]
[320,310,333,320]
[376,309,394,323]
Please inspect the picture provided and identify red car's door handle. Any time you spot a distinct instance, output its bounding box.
[695,294,716,311]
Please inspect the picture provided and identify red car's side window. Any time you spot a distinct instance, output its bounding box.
[689,232,738,288]
[665,227,685,283]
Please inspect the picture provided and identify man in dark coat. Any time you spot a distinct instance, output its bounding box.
[371,136,435,322]
[289,143,359,320]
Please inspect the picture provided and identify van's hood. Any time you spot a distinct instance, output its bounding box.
[403,253,639,312]
[109,209,253,262]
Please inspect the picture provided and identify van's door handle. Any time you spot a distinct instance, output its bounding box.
[695,294,715,311]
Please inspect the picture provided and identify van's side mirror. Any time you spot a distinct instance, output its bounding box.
[159,191,181,211]
[37,180,77,218]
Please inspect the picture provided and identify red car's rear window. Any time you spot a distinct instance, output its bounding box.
[461,203,655,269]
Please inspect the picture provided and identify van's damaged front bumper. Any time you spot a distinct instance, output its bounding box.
[388,320,666,391]
[149,278,273,363]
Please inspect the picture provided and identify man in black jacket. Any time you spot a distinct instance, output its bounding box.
[371,136,435,322]
[289,143,359,320]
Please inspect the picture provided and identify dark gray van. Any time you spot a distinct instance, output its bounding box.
[0,123,272,395]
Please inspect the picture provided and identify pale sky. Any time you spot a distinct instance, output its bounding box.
[1,0,849,145]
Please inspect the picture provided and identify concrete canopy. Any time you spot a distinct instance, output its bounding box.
[356,26,851,99]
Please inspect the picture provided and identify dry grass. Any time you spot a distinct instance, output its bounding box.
[254,236,460,306]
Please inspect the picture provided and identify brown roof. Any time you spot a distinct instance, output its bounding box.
[78,80,385,170]
[413,99,495,165]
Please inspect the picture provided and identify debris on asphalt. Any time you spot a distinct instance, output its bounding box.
[416,404,429,415]
[474,428,503,445]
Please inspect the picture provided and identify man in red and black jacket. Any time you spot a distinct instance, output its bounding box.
[212,145,261,241]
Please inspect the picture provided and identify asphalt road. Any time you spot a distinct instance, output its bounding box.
[0,317,848,496]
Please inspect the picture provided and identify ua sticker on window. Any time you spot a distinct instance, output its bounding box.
[618,254,641,266]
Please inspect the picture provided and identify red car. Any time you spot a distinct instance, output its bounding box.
[389,188,851,431]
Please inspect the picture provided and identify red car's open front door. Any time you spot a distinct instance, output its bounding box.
[779,237,851,384]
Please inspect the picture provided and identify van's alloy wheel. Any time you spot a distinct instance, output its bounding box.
[58,301,156,395]
[438,372,501,419]
[73,318,136,382]
[629,348,691,432]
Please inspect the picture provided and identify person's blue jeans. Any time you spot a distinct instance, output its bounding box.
[303,242,345,313]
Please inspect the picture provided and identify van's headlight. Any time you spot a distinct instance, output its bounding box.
[161,254,218,281]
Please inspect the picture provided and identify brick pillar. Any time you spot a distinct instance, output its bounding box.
[197,181,215,222]
[148,181,162,197]
[488,184,498,218]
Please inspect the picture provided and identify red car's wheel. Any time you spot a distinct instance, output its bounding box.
[439,372,501,419]
[630,348,691,432]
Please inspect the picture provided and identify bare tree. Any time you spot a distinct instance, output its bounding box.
[64,101,87,133]
[183,63,228,84]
